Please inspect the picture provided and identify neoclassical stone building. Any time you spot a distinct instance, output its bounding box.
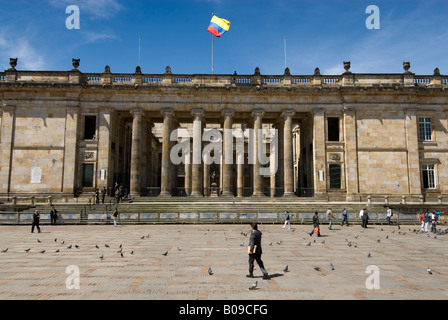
[1,59,447,202]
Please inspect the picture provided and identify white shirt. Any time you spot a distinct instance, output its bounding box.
[387,209,392,217]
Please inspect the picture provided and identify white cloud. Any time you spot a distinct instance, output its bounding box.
[48,0,122,19]
[0,32,46,71]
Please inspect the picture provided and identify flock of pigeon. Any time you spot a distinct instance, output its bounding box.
[1,224,446,291]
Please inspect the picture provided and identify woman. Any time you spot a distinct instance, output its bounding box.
[112,208,119,227]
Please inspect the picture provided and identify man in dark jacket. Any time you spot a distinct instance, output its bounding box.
[247,222,269,279]
[309,211,321,237]
[31,209,41,233]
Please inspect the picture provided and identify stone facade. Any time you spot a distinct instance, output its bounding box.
[1,60,447,202]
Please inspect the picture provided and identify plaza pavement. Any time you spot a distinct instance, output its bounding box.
[0,222,447,300]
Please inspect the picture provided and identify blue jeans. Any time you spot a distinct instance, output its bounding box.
[328,219,333,229]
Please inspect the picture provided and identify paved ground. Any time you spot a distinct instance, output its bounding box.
[0,222,447,300]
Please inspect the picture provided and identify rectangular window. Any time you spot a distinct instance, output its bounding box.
[418,117,432,141]
[327,117,340,141]
[84,116,97,140]
[422,164,435,189]
[82,164,94,188]
[329,164,342,189]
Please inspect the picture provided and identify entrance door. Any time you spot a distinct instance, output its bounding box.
[82,164,94,188]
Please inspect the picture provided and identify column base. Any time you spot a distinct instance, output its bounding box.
[283,192,296,198]
[190,192,204,197]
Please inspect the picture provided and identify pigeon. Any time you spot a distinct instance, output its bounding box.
[177,247,182,251]
[67,245,72,249]
[347,242,352,247]
[377,239,381,243]
[146,234,150,238]
[208,267,213,275]
[54,238,57,242]
[24,248,31,252]
[75,245,79,249]
[249,281,258,290]
[162,251,168,256]
[306,242,311,246]
[1,248,8,253]
[283,265,289,272]
[321,240,325,244]
[40,250,45,254]
[61,241,65,244]
[141,236,145,239]
[105,244,110,248]
[240,242,244,247]
[37,239,42,243]
[268,242,272,246]
[100,255,104,260]
[386,235,389,239]
[427,268,433,275]
[330,263,335,271]
[55,249,60,253]
[131,251,134,255]
[314,267,321,272]
[354,243,358,248]
[277,241,282,245]
[119,244,122,249]
[95,245,99,249]
[367,252,371,258]
[120,252,124,258]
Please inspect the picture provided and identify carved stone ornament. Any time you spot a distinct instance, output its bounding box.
[403,61,411,73]
[9,58,18,71]
[104,65,111,73]
[329,153,341,161]
[84,152,95,160]
[314,67,321,76]
[72,59,80,71]
[343,61,351,73]
[434,67,440,76]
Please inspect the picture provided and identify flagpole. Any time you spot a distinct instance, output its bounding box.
[212,33,214,75]
[138,35,141,67]
[284,36,287,69]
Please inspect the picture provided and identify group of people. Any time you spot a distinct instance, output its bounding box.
[419,210,444,233]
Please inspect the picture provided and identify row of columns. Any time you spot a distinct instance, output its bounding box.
[128,107,297,197]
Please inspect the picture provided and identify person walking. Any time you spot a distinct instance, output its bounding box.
[50,205,58,225]
[31,209,41,233]
[424,211,430,233]
[282,210,291,229]
[101,187,107,204]
[341,208,349,226]
[309,211,321,237]
[247,222,269,280]
[95,188,100,204]
[114,188,120,204]
[430,211,437,233]
[327,207,334,230]
[386,206,393,225]
[419,211,425,232]
[112,208,119,227]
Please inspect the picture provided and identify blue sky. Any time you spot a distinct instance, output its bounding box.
[1,0,447,75]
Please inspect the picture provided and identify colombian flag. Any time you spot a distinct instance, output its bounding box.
[207,15,231,37]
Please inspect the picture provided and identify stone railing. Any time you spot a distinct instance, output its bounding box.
[1,68,447,90]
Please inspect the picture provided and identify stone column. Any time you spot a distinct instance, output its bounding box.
[129,108,143,197]
[61,106,79,194]
[159,107,174,196]
[312,108,327,198]
[252,108,265,197]
[236,127,245,197]
[191,109,205,197]
[221,108,235,196]
[97,107,112,190]
[282,109,296,197]
[405,109,422,195]
[184,148,192,195]
[0,105,15,194]
[274,120,284,196]
[344,107,360,201]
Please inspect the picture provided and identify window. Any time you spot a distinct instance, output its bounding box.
[84,116,97,140]
[422,165,435,189]
[418,117,432,141]
[329,164,342,189]
[82,164,94,188]
[327,117,340,141]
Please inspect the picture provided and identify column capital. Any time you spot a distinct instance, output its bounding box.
[251,108,265,119]
[221,108,235,119]
[281,109,296,119]
[161,107,175,117]
[130,107,143,117]
[191,108,205,120]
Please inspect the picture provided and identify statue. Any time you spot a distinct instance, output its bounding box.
[9,58,18,71]
[72,59,80,71]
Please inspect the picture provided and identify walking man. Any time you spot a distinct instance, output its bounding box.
[341,208,349,226]
[386,206,393,225]
[31,209,41,233]
[309,211,321,237]
[282,210,291,229]
[50,205,58,225]
[327,207,334,230]
[424,211,430,233]
[247,222,269,280]
[112,208,119,227]
[101,186,107,204]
